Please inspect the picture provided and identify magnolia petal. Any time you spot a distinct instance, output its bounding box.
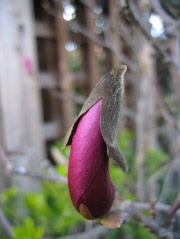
[64,65,128,172]
[68,100,106,211]
[68,100,115,219]
[79,156,115,219]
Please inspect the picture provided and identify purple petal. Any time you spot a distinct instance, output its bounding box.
[68,99,115,219]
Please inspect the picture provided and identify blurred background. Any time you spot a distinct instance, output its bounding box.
[0,0,180,238]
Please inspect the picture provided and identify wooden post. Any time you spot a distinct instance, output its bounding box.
[56,9,74,135]
[135,37,156,201]
[85,0,99,90]
[76,0,99,92]
[109,0,122,67]
[0,0,45,190]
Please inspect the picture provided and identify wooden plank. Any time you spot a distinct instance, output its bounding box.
[38,72,57,89]
[38,71,88,88]
[42,121,61,140]
[56,8,74,135]
[35,21,55,38]
[0,0,45,190]
[109,0,122,67]
[135,38,156,201]
[74,71,87,86]
[82,0,99,90]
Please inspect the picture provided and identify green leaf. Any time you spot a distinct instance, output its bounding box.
[13,217,44,239]
[1,186,18,203]
[56,165,68,177]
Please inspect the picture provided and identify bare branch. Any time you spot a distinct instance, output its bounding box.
[167,193,180,224]
[42,0,136,71]
[52,91,86,105]
[150,197,157,219]
[133,210,171,238]
[150,0,176,24]
[53,90,136,121]
[0,145,67,184]
[11,167,67,184]
[127,0,175,66]
[118,201,175,238]
[118,200,180,218]
[68,21,136,71]
[0,145,13,171]
[136,113,156,201]
[44,226,108,239]
[132,201,180,217]
[150,74,180,133]
[147,158,180,198]
[0,166,67,184]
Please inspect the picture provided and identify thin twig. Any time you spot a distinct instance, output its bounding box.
[127,0,175,66]
[0,145,67,184]
[136,103,156,201]
[0,167,67,184]
[133,210,171,238]
[133,202,180,217]
[79,0,135,46]
[44,226,108,239]
[68,21,136,71]
[150,73,180,133]
[126,0,180,137]
[52,90,86,105]
[150,0,176,24]
[13,167,67,184]
[42,0,136,71]
[0,146,13,171]
[118,201,173,238]
[150,197,157,219]
[118,201,180,217]
[53,90,136,120]
[167,193,180,225]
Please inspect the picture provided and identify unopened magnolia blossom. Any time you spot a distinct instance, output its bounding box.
[64,66,128,219]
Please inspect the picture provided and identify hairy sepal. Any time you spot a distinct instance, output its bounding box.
[64,65,128,172]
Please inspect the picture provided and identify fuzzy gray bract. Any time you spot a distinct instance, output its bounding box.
[64,65,128,172]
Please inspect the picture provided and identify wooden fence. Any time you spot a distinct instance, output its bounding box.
[1,0,130,160]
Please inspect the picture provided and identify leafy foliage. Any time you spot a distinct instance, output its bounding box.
[145,147,169,177]
[107,219,158,239]
[13,217,44,239]
[1,179,83,238]
[25,182,83,236]
[0,186,20,222]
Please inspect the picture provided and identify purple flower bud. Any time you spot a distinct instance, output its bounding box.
[68,99,115,219]
[65,66,128,220]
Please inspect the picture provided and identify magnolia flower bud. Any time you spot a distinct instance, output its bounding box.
[64,66,128,219]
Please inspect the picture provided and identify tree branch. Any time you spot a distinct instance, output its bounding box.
[132,201,180,217]
[42,0,136,71]
[44,226,108,239]
[127,0,175,66]
[68,20,136,71]
[0,145,67,184]
[150,73,180,133]
[150,0,176,24]
[133,210,171,238]
[167,193,180,224]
